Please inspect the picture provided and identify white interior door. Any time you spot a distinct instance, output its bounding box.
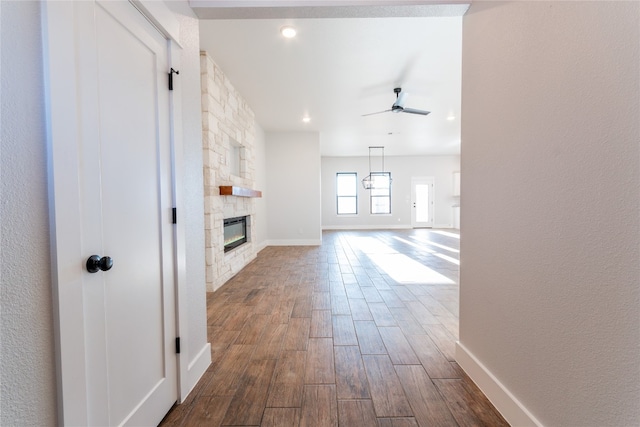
[411,177,434,228]
[44,1,177,425]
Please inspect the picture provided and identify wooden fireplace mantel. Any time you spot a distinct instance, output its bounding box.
[219,186,262,198]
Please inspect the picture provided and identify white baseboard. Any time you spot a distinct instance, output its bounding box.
[456,341,543,427]
[255,240,269,253]
[322,224,457,231]
[181,343,211,403]
[266,239,322,246]
[433,223,453,229]
[322,224,411,230]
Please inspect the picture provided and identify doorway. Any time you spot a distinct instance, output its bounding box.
[411,177,435,228]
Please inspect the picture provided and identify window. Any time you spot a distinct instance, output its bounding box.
[370,172,391,214]
[336,173,357,215]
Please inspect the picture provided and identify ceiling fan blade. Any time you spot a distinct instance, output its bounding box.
[402,107,431,116]
[393,91,408,108]
[362,109,392,117]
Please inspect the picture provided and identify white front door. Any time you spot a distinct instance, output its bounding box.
[44,1,177,425]
[411,177,435,228]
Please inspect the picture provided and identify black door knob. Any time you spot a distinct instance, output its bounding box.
[86,255,114,273]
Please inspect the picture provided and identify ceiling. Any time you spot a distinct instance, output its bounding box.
[195,2,466,157]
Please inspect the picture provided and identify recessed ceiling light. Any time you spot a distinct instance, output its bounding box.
[280,26,297,38]
[302,116,311,123]
[447,115,456,121]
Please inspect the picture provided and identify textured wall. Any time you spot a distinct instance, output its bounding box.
[0,1,58,424]
[460,2,640,425]
[201,52,260,291]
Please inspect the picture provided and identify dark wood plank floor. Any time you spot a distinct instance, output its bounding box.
[160,229,508,427]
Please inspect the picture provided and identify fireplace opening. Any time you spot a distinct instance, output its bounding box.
[224,216,248,252]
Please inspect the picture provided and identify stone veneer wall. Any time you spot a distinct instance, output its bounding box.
[201,51,259,292]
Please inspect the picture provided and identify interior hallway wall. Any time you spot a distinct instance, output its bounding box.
[0,1,57,424]
[459,2,640,426]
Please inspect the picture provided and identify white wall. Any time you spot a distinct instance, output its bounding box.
[266,132,322,245]
[459,2,639,426]
[254,123,268,250]
[0,1,58,424]
[0,1,210,424]
[322,155,459,229]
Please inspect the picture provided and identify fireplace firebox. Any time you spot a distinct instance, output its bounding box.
[223,216,247,252]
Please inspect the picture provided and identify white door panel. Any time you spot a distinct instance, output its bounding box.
[97,4,176,425]
[411,177,434,228]
[44,1,177,425]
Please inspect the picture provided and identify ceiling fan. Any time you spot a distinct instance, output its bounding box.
[362,87,431,117]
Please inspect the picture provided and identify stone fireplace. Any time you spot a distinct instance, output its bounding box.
[201,51,260,292]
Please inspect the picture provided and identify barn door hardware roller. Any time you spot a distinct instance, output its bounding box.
[168,68,180,90]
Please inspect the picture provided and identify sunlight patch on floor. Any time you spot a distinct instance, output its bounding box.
[394,236,459,266]
[433,252,460,266]
[348,235,455,284]
[392,236,435,253]
[367,253,455,285]
[430,230,460,239]
[409,236,459,254]
[348,236,398,254]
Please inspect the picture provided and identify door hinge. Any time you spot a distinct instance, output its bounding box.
[172,207,177,224]
[175,337,181,354]
[168,68,179,90]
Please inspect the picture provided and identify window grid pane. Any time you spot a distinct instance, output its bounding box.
[370,172,391,214]
[337,197,357,215]
[371,196,390,214]
[337,174,357,196]
[371,173,390,189]
[337,172,358,215]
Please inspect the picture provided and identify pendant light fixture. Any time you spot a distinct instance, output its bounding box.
[362,146,392,189]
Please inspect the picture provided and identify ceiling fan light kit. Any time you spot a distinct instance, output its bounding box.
[363,87,431,117]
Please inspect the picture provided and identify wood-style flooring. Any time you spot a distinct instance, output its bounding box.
[160,229,508,427]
